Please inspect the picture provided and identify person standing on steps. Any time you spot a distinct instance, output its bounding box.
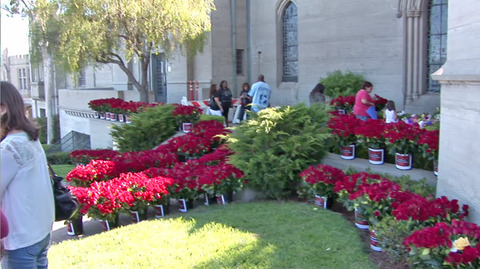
[218,80,233,127]
[208,84,223,117]
[248,74,271,113]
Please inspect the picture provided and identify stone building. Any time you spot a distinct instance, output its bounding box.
[19,0,480,223]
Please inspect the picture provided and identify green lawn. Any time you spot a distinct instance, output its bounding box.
[48,201,377,269]
[50,164,75,178]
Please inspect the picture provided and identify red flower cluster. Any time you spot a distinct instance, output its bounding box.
[66,160,121,187]
[327,114,363,146]
[373,94,388,111]
[392,195,469,224]
[403,219,480,267]
[170,134,212,157]
[172,104,203,116]
[70,149,119,164]
[299,164,346,198]
[417,129,440,160]
[113,150,179,172]
[88,98,156,114]
[354,119,387,149]
[69,172,173,219]
[330,95,356,112]
[384,121,424,153]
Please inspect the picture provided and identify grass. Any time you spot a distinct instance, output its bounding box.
[48,201,377,268]
[50,164,75,178]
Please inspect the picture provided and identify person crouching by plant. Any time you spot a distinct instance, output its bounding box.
[208,84,223,117]
[353,81,376,121]
[385,100,398,123]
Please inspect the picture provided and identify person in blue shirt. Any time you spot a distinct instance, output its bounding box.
[248,74,271,112]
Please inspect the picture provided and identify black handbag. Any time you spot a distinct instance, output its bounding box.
[49,165,79,221]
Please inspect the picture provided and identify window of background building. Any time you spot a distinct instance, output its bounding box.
[236,49,244,75]
[78,69,86,87]
[18,68,28,90]
[427,0,448,93]
[282,2,298,82]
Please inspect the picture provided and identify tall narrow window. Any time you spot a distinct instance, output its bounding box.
[18,68,28,90]
[78,69,86,87]
[427,0,448,93]
[282,2,298,82]
[236,49,244,75]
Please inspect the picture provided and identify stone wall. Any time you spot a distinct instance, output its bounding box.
[433,0,480,224]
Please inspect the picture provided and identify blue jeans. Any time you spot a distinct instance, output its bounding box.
[2,234,50,269]
[355,115,369,121]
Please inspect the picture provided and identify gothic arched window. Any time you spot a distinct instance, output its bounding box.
[427,0,448,93]
[282,2,298,82]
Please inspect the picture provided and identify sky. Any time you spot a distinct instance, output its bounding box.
[1,6,30,56]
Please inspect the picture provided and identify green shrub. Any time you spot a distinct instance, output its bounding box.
[320,70,365,98]
[110,104,178,152]
[372,216,412,266]
[226,103,332,199]
[46,152,72,165]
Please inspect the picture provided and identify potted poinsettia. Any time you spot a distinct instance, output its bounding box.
[403,219,479,268]
[329,95,355,114]
[172,104,203,132]
[327,114,362,160]
[355,119,387,165]
[417,129,439,175]
[384,121,423,170]
[298,164,345,209]
[65,160,121,187]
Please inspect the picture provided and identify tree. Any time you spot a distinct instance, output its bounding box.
[57,0,215,102]
[5,0,62,144]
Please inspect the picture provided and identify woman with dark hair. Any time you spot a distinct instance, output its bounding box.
[208,83,223,117]
[309,83,325,105]
[218,80,233,127]
[1,81,54,268]
[353,81,376,121]
[237,82,251,122]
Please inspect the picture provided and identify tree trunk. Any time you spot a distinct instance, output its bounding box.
[42,47,56,144]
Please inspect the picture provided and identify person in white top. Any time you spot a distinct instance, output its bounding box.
[1,81,55,268]
[385,100,398,123]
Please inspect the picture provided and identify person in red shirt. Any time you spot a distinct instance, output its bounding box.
[353,81,375,120]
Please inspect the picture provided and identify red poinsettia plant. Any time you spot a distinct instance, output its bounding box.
[330,95,356,113]
[354,119,387,149]
[66,160,121,187]
[403,219,480,268]
[373,94,388,112]
[170,133,212,158]
[391,195,469,227]
[298,164,346,199]
[346,178,402,225]
[113,149,179,173]
[417,129,440,161]
[191,120,231,149]
[198,161,245,195]
[88,98,157,114]
[118,172,173,214]
[172,104,203,124]
[384,121,424,154]
[70,149,119,165]
[71,177,131,223]
[327,114,362,147]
